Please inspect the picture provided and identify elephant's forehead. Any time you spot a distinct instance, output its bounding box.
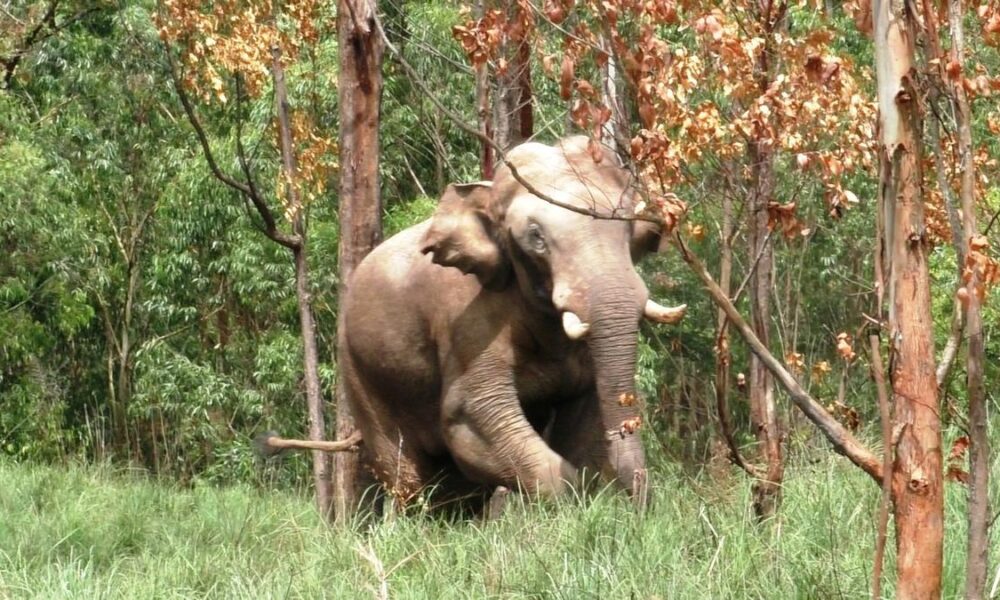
[509,176,621,214]
[506,191,632,245]
[507,184,610,221]
[500,139,631,215]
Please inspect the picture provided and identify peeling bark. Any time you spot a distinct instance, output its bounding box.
[873,0,944,594]
[599,34,629,154]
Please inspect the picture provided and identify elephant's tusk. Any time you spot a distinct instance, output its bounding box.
[644,300,687,324]
[562,311,590,340]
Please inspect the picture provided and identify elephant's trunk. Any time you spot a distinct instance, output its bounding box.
[586,284,647,495]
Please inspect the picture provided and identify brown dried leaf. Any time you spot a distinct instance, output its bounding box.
[785,351,805,373]
[946,465,970,484]
[836,332,857,361]
[811,360,832,381]
[949,435,970,460]
[685,221,705,241]
[560,54,574,101]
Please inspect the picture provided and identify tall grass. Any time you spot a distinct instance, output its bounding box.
[0,454,990,599]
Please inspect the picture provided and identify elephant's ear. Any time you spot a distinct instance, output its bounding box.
[630,219,670,262]
[420,182,511,289]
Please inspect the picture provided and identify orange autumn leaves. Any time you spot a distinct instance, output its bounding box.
[156,0,336,213]
[958,235,1000,305]
[452,0,876,238]
[631,17,876,218]
[783,333,854,379]
[156,0,318,100]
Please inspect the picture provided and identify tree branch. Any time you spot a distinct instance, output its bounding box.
[2,0,59,89]
[2,3,103,89]
[373,10,660,225]
[985,206,1000,236]
[936,300,964,387]
[270,45,304,234]
[673,232,883,482]
[254,430,362,457]
[731,229,774,304]
[713,191,759,478]
[162,43,300,249]
[234,74,265,211]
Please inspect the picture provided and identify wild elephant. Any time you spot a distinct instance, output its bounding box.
[338,136,683,508]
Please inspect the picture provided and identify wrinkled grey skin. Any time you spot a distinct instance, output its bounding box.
[339,137,671,507]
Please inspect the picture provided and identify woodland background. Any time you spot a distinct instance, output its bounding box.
[1,0,999,597]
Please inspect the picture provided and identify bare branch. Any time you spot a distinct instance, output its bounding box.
[2,3,103,89]
[985,207,1000,236]
[143,306,223,350]
[936,300,964,387]
[373,11,660,225]
[270,45,303,233]
[97,200,129,264]
[162,41,300,249]
[2,0,59,89]
[254,430,362,457]
[731,229,775,304]
[673,232,883,482]
[234,74,265,208]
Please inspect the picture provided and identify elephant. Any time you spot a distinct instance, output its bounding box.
[338,136,684,509]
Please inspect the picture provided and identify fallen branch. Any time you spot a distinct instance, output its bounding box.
[673,232,883,483]
[253,430,362,458]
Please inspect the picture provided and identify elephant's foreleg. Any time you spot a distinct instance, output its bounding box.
[441,364,578,496]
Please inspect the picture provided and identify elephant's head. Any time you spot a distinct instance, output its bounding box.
[420,136,684,494]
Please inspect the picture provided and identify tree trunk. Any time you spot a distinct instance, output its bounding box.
[336,0,384,523]
[947,0,990,594]
[873,0,944,595]
[748,136,782,519]
[714,189,757,476]
[293,245,331,518]
[492,4,532,153]
[514,40,533,141]
[747,13,784,517]
[599,34,629,154]
[473,0,493,179]
[272,46,333,519]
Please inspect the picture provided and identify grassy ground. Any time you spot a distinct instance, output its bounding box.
[0,454,990,599]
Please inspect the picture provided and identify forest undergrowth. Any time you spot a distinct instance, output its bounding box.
[1,429,995,600]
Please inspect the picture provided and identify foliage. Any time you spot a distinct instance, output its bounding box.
[2,454,996,597]
[0,0,997,544]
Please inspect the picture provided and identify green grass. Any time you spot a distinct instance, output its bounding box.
[0,456,989,599]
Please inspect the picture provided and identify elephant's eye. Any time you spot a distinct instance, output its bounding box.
[527,223,547,253]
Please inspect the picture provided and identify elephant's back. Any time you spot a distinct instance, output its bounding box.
[341,220,434,357]
[348,220,431,289]
[344,220,482,319]
[339,220,451,454]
